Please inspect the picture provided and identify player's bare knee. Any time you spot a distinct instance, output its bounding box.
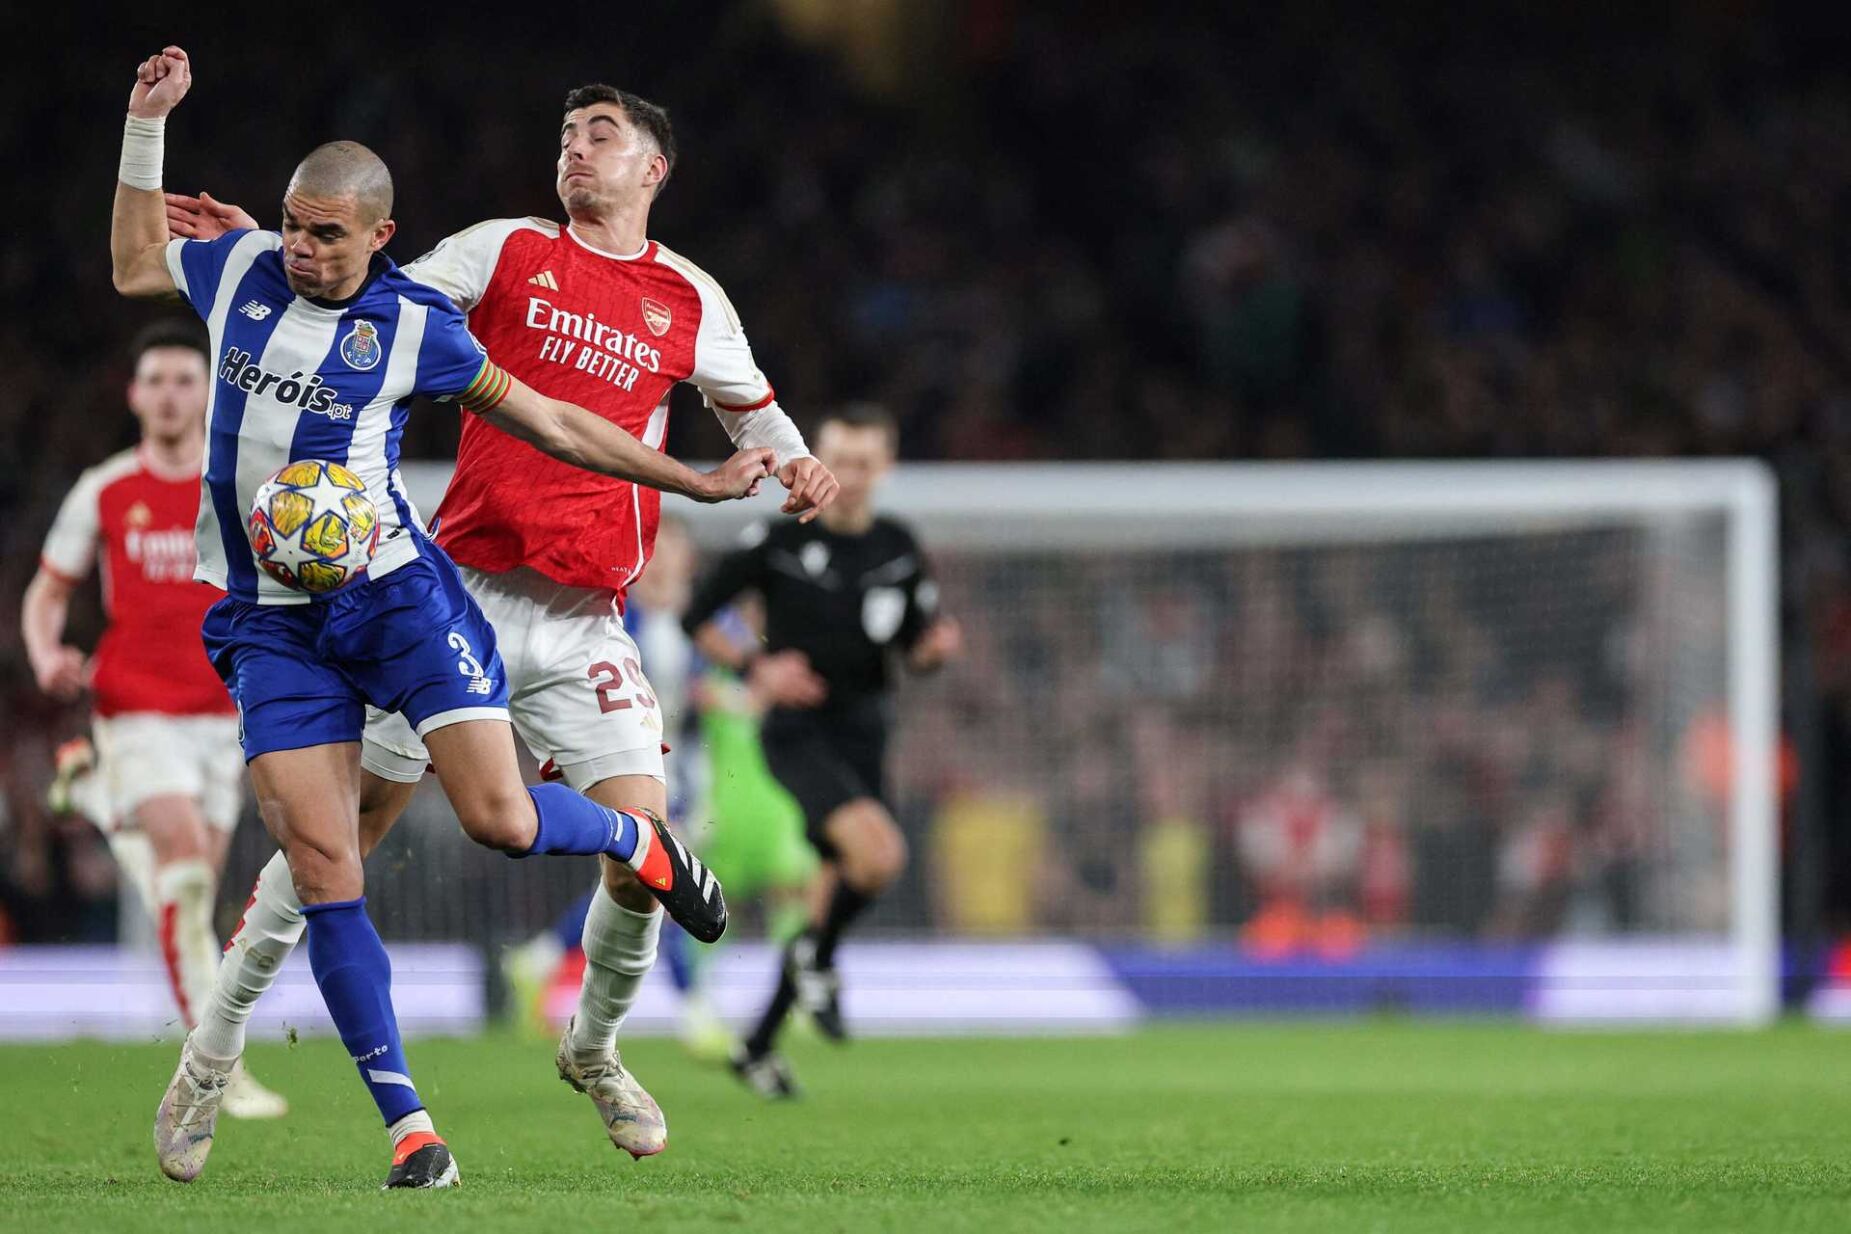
[282,837,361,904]
[454,785,537,853]
[838,805,905,889]
[875,823,909,884]
[839,826,905,893]
[855,844,905,892]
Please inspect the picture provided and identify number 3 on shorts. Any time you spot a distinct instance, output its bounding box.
[448,631,486,678]
[589,658,658,715]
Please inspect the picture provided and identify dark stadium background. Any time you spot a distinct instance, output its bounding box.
[6,1,1851,970]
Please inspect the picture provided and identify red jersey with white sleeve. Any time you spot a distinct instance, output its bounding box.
[404,218,809,594]
[39,447,234,718]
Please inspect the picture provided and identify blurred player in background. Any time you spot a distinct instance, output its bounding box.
[686,404,962,1097]
[20,321,286,1120]
[167,81,836,1158]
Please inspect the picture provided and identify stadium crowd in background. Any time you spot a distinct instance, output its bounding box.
[3,7,1848,942]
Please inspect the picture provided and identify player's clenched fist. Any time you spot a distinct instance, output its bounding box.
[129,46,192,119]
[698,447,777,502]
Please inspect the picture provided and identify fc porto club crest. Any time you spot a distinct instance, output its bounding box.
[339,320,383,371]
[640,297,672,338]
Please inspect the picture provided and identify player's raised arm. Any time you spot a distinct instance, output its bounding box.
[464,366,775,503]
[112,47,192,299]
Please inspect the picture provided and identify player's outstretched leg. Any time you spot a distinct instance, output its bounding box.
[424,723,728,942]
[555,873,667,1158]
[516,787,726,942]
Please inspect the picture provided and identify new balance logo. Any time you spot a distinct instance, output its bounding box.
[528,270,559,290]
[238,300,273,321]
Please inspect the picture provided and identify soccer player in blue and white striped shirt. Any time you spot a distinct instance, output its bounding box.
[112,46,757,1190]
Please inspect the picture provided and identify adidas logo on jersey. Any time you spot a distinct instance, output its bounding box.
[528,270,559,290]
[238,300,273,321]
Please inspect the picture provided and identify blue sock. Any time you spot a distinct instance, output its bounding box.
[523,783,639,861]
[302,898,424,1127]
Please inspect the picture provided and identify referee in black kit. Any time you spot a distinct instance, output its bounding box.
[685,403,962,1097]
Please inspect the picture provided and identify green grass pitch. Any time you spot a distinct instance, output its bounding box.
[2,1022,1849,1232]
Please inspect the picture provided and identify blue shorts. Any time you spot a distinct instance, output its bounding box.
[202,542,510,760]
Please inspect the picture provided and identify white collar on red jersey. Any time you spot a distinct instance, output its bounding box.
[565,224,650,263]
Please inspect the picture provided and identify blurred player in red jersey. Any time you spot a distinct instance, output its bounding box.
[167,84,837,1158]
[20,322,286,1118]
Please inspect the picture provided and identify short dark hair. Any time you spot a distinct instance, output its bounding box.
[129,320,208,366]
[563,85,677,192]
[819,402,900,450]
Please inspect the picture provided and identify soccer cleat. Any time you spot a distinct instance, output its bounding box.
[383,1132,460,1189]
[787,934,848,1043]
[730,1045,800,1100]
[625,809,727,944]
[153,1035,233,1182]
[221,1059,289,1120]
[556,1018,668,1159]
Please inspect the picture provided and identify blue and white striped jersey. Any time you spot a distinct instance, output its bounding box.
[165,229,498,605]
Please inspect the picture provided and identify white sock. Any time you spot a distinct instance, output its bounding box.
[191,850,304,1060]
[388,1109,435,1147]
[154,858,218,1030]
[567,884,661,1057]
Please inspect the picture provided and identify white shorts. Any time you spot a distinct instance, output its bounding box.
[362,565,666,792]
[92,712,245,832]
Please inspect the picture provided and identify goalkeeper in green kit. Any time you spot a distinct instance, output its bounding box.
[671,619,820,1056]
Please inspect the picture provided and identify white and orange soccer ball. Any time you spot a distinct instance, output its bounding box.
[245,459,381,594]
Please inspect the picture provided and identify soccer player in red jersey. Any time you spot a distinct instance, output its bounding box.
[168,84,838,1158]
[21,322,286,1118]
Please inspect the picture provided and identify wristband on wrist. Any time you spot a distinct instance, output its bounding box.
[119,114,166,191]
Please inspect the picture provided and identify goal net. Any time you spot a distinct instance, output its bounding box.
[665,461,1779,1024]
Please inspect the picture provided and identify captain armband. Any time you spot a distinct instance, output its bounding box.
[455,360,513,413]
